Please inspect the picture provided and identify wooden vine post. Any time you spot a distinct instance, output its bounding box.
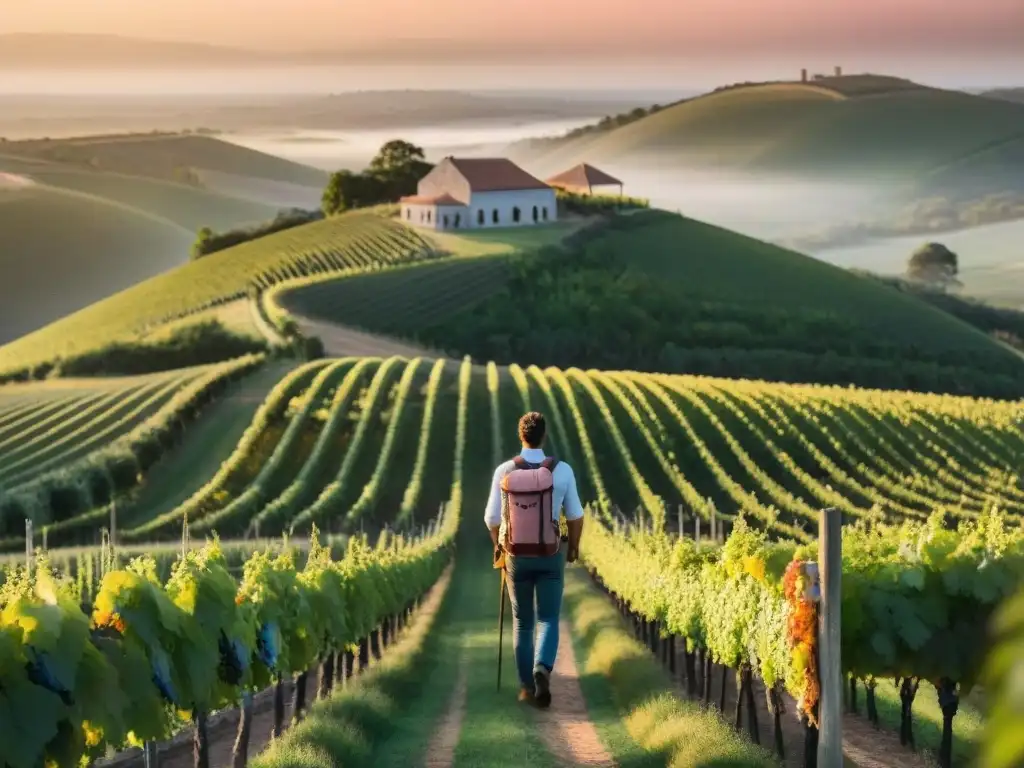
[782,508,843,766]
[818,507,843,768]
[25,519,33,577]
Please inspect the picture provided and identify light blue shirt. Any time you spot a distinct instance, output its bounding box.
[484,448,584,535]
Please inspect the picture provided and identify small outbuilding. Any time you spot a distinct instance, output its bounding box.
[545,163,623,196]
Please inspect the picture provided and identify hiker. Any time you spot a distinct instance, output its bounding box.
[485,411,584,708]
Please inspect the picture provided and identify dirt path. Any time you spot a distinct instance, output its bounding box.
[423,655,470,767]
[160,684,296,768]
[533,620,617,768]
[98,680,297,768]
[290,312,439,359]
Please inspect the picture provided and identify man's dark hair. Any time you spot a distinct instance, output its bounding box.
[518,411,547,448]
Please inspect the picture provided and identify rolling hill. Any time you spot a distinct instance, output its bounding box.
[0,181,192,345]
[0,158,280,231]
[0,134,335,340]
[512,76,1024,201]
[0,212,435,373]
[0,132,327,212]
[276,210,1024,398]
[981,87,1024,104]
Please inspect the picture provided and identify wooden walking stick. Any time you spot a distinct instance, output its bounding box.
[495,545,507,691]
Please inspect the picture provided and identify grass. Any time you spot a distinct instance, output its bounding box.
[424,220,581,256]
[870,679,984,767]
[116,359,299,528]
[0,211,434,373]
[141,300,265,343]
[251,565,457,768]
[520,81,1024,191]
[0,183,192,346]
[562,567,777,767]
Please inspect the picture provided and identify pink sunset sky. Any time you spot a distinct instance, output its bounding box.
[4,0,1022,57]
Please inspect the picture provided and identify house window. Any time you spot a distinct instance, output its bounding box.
[420,210,424,222]
[442,214,449,229]
[542,207,548,221]
[512,206,521,223]
[454,212,462,228]
[427,210,432,223]
[492,209,499,224]
[477,210,484,225]
[532,205,538,222]
[406,208,411,220]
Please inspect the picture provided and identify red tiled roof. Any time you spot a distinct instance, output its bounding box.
[448,158,550,192]
[399,193,466,206]
[546,163,622,188]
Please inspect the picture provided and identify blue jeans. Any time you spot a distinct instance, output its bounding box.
[505,549,566,687]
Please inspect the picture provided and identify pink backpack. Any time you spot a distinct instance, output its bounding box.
[500,456,561,557]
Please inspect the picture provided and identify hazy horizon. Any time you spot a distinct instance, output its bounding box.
[4,0,1022,55]
[1,61,1022,97]
[1,0,1022,91]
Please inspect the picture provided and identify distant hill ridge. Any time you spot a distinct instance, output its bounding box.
[1,133,328,188]
[510,74,1024,201]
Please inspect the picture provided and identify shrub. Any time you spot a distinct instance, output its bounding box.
[191,208,325,260]
[302,336,326,361]
[52,320,267,377]
[556,189,649,216]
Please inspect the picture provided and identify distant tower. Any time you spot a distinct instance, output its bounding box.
[834,65,842,76]
[801,68,808,82]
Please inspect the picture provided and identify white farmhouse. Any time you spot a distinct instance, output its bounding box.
[400,157,557,231]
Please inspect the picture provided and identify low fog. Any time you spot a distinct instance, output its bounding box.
[233,122,903,242]
[6,81,1023,306]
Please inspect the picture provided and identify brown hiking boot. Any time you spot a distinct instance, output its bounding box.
[518,686,536,704]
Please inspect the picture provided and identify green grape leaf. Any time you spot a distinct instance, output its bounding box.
[870,630,896,665]
[898,567,925,591]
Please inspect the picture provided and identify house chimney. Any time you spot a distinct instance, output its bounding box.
[834,65,842,77]
[801,68,808,82]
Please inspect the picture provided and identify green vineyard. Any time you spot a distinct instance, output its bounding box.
[2,353,1022,766]
[0,357,263,544]
[0,523,455,768]
[0,213,436,375]
[12,356,1021,548]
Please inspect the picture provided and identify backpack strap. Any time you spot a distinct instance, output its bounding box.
[511,456,557,471]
